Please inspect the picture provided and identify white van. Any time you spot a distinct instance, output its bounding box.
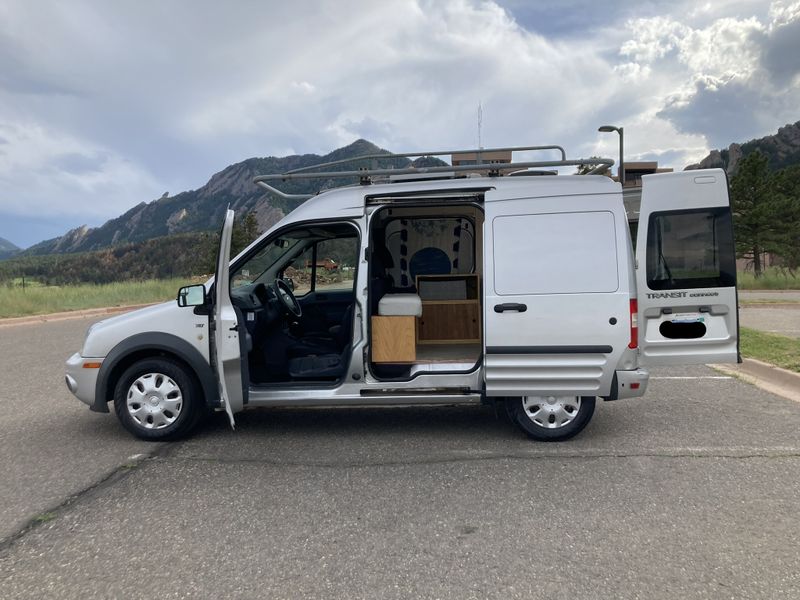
[64,146,739,442]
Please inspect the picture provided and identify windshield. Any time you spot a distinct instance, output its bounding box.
[231,235,304,289]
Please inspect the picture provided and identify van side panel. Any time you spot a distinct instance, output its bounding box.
[483,193,631,397]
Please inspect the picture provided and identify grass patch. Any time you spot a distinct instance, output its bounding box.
[33,512,57,523]
[0,278,201,319]
[737,267,800,290]
[739,299,800,306]
[739,326,800,372]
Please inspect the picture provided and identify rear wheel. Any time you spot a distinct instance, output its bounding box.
[506,395,596,441]
[113,357,203,441]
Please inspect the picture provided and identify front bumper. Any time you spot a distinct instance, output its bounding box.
[65,353,103,408]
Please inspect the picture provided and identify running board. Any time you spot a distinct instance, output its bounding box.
[247,391,482,408]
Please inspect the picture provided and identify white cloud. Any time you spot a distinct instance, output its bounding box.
[614,62,652,82]
[677,17,764,77]
[769,0,800,24]
[616,2,800,148]
[0,121,162,219]
[619,17,690,62]
[0,0,798,246]
[175,0,620,159]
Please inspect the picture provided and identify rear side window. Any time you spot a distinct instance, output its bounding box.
[646,207,735,290]
[492,211,619,295]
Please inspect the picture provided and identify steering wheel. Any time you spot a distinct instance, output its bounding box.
[273,279,302,319]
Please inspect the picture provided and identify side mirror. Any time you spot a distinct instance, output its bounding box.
[177,284,206,307]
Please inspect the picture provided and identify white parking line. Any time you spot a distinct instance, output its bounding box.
[650,376,733,380]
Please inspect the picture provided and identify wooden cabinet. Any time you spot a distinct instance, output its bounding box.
[416,274,481,344]
[371,316,416,362]
[417,301,481,343]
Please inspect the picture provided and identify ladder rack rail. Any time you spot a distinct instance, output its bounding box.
[252,144,614,201]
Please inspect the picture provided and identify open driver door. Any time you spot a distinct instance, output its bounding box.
[213,209,246,426]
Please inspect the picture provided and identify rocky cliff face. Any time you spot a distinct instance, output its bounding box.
[26,139,432,256]
[686,120,800,174]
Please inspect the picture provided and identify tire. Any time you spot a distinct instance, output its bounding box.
[113,357,203,441]
[506,395,596,442]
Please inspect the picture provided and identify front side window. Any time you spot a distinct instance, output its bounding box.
[646,207,735,290]
[230,224,359,295]
[230,234,304,290]
[282,237,358,294]
[282,246,314,296]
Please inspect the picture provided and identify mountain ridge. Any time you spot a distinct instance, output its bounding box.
[20,123,800,258]
[25,139,429,256]
[0,237,20,260]
[686,120,800,174]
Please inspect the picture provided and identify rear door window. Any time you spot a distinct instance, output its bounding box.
[646,207,735,290]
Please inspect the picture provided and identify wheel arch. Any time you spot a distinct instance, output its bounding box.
[93,333,218,413]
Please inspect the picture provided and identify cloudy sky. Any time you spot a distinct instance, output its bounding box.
[1,0,799,248]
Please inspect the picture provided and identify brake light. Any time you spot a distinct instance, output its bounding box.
[629,298,638,349]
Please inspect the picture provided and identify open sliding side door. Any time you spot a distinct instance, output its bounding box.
[635,169,739,366]
[213,209,246,427]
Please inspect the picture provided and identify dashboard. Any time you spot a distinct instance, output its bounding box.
[230,282,283,330]
[231,281,271,310]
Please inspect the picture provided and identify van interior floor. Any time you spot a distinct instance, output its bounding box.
[414,343,482,363]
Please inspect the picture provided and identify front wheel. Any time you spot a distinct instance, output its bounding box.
[506,395,596,441]
[113,358,204,441]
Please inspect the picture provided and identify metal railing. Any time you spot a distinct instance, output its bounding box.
[252,144,614,201]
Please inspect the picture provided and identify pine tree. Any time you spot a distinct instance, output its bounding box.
[730,151,798,277]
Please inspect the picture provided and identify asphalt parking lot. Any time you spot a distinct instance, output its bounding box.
[0,315,799,599]
[739,304,800,338]
[739,289,800,337]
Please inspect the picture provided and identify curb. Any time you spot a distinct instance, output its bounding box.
[711,358,800,404]
[0,303,157,328]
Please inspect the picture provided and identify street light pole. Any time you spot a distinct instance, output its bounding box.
[598,125,624,186]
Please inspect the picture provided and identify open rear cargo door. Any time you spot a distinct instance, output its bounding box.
[635,169,739,366]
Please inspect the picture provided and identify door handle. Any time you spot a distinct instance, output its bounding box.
[494,303,527,313]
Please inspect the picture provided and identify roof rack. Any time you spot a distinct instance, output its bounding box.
[253,144,614,201]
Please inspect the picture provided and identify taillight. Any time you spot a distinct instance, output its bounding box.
[629,298,638,349]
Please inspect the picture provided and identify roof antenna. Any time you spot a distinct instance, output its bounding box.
[477,101,483,149]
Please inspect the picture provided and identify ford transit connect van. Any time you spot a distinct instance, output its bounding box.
[65,146,738,442]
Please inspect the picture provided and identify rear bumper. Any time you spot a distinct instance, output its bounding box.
[65,353,103,408]
[603,368,649,401]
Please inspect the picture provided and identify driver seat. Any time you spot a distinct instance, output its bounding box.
[287,345,351,380]
[288,303,354,357]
